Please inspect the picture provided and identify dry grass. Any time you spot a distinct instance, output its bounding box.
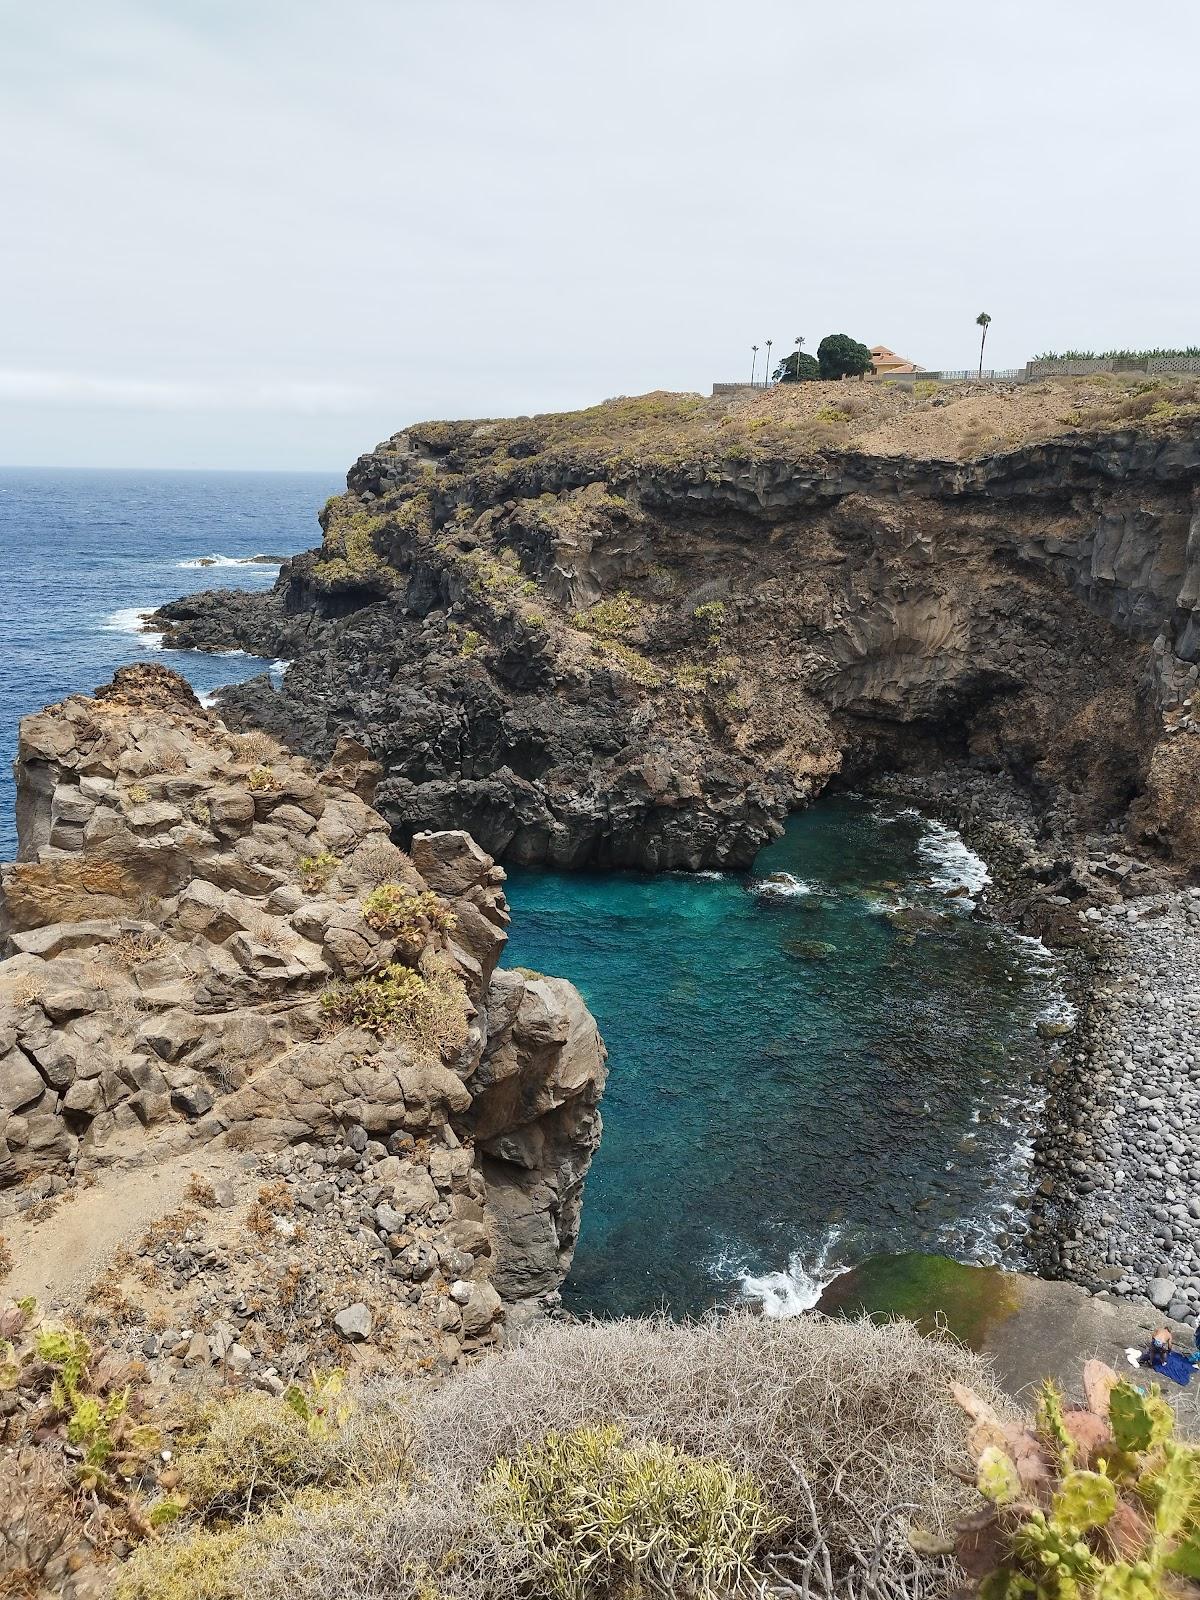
[170,1388,410,1526]
[354,377,1198,493]
[318,958,469,1060]
[236,730,283,766]
[110,930,171,969]
[185,1173,218,1209]
[221,1313,1007,1600]
[349,839,416,890]
[253,918,296,954]
[0,1235,12,1281]
[3,971,46,1008]
[152,747,188,775]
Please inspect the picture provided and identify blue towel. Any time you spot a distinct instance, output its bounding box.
[1158,1351,1194,1387]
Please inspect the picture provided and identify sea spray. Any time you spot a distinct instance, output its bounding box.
[738,1231,846,1318]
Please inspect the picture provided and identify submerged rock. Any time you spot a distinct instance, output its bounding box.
[784,939,836,961]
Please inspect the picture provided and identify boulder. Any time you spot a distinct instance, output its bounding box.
[333,1302,373,1342]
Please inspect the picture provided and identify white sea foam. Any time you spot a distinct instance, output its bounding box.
[916,817,990,904]
[197,690,218,708]
[175,553,281,569]
[737,1231,845,1318]
[871,802,921,823]
[1013,933,1078,1029]
[268,658,290,678]
[101,607,163,649]
[751,872,816,901]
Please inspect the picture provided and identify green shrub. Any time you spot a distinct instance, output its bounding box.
[361,884,455,951]
[599,641,665,688]
[483,1424,781,1600]
[692,600,726,637]
[460,629,483,656]
[298,851,337,892]
[165,1376,402,1527]
[247,765,278,793]
[673,662,710,692]
[574,591,647,640]
[319,962,468,1057]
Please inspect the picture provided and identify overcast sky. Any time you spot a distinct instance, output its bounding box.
[3,0,1197,470]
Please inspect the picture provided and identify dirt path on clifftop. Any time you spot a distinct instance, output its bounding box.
[2,1147,241,1312]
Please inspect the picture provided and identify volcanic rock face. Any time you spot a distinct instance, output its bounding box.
[154,409,1200,872]
[0,665,607,1332]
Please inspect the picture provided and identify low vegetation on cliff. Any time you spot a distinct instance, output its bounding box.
[17,1299,1186,1600]
[371,373,1200,486]
[106,1312,1001,1600]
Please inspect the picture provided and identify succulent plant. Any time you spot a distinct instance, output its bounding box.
[917,1365,1200,1600]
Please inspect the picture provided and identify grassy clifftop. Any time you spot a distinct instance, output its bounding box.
[384,372,1200,478]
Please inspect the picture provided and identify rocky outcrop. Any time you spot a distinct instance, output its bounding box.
[153,406,1200,872]
[0,665,607,1338]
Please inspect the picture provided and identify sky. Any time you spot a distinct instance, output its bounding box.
[2,0,1198,471]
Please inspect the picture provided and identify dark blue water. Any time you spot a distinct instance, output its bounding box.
[0,468,340,858]
[504,803,1066,1319]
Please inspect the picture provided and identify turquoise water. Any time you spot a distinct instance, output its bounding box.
[503,797,1063,1319]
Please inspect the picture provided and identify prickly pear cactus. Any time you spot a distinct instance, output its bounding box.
[1148,1441,1200,1539]
[1052,1471,1117,1534]
[1108,1382,1171,1456]
[979,1446,1022,1507]
[1036,1380,1076,1470]
[1016,1509,1101,1583]
[1094,1561,1158,1600]
[34,1325,90,1404]
[938,1363,1200,1600]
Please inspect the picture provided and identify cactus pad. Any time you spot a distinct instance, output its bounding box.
[1094,1560,1158,1600]
[978,1446,1022,1507]
[1108,1382,1172,1455]
[1052,1470,1117,1533]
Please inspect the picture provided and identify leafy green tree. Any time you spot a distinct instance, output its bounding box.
[976,311,992,375]
[774,350,819,383]
[817,334,874,380]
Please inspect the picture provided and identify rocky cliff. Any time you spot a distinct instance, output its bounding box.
[153,387,1200,873]
[0,664,606,1363]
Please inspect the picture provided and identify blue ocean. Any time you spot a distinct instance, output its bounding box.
[0,469,1064,1317]
[0,468,340,859]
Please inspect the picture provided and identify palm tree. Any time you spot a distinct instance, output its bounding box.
[976,312,992,377]
[764,340,773,386]
[750,345,759,385]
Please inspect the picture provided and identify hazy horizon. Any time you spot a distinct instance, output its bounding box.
[4,0,1198,471]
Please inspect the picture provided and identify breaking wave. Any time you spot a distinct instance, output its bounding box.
[736,1231,846,1318]
[916,817,990,904]
[101,607,163,648]
[750,872,816,901]
[175,552,283,569]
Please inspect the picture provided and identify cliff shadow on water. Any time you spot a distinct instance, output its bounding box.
[502,794,1070,1319]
